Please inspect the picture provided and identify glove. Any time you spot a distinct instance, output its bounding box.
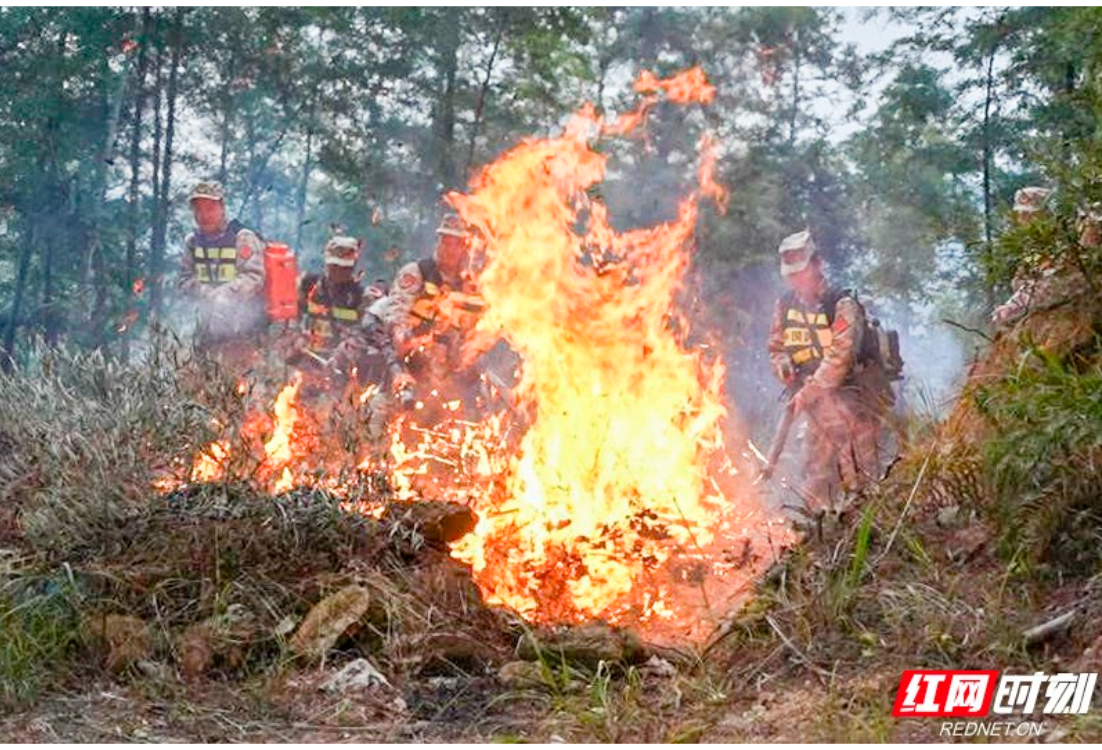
[991,303,1023,326]
[277,332,310,362]
[332,336,367,363]
[773,356,796,385]
[391,371,416,407]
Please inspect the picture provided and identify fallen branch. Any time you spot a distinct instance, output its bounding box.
[1023,608,1077,647]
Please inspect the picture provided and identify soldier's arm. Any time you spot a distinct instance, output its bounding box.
[385,262,423,349]
[808,296,862,390]
[298,275,318,317]
[363,311,410,392]
[295,275,320,333]
[766,299,793,383]
[178,235,200,295]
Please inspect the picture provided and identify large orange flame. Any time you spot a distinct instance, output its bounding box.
[159,67,788,639]
[445,68,772,631]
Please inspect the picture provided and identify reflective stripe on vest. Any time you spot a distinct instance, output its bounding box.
[306,299,360,349]
[192,245,238,284]
[782,303,833,368]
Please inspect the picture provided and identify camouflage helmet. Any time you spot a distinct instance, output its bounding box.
[324,235,360,267]
[1077,201,1102,248]
[778,229,816,277]
[436,211,466,238]
[189,181,225,204]
[1012,186,1052,216]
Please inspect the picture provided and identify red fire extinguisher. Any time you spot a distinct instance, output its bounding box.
[264,242,298,322]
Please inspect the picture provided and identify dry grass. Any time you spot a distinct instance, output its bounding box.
[0,340,516,726]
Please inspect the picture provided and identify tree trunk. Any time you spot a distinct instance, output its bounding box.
[149,8,184,318]
[39,114,61,348]
[123,8,152,362]
[217,48,239,184]
[87,14,141,350]
[981,43,997,309]
[245,117,264,230]
[1,225,34,372]
[150,19,163,250]
[431,8,462,195]
[42,223,55,346]
[789,30,801,148]
[294,127,314,252]
[238,123,292,231]
[464,18,504,179]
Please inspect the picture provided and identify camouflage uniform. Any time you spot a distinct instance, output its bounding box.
[299,274,371,357]
[992,192,1096,329]
[992,259,1065,328]
[768,230,889,511]
[275,236,403,432]
[292,237,376,371]
[1077,201,1102,250]
[991,187,1056,328]
[178,181,266,369]
[375,214,485,414]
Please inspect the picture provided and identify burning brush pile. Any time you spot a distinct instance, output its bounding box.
[159,67,789,638]
[154,67,791,641]
[0,70,790,701]
[0,343,515,696]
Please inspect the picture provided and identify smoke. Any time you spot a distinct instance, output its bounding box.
[124,279,268,367]
[893,321,973,420]
[188,291,266,342]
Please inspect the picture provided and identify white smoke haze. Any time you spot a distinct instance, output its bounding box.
[895,322,972,421]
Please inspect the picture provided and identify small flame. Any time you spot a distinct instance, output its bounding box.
[190,440,229,483]
[634,66,716,105]
[260,379,301,484]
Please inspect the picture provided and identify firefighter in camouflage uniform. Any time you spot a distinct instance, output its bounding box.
[177,181,266,370]
[767,230,892,514]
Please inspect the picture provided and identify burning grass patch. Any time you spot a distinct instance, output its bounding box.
[0,342,520,713]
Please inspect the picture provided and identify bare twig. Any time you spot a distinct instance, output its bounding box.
[764,614,831,684]
[1023,608,1077,646]
[942,317,994,342]
[873,441,935,568]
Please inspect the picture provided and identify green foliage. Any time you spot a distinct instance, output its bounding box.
[987,211,1072,290]
[977,344,1102,571]
[846,503,876,590]
[0,575,81,711]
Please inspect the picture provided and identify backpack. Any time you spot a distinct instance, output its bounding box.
[825,288,905,381]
